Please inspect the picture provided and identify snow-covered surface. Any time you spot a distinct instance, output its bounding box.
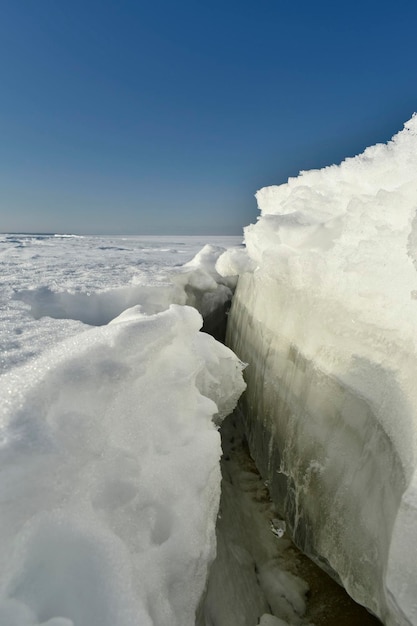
[219,116,417,625]
[0,235,246,626]
[0,234,241,372]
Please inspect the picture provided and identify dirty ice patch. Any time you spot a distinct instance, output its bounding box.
[0,305,246,626]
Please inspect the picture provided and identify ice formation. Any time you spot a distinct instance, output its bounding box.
[219,115,417,625]
[0,297,245,625]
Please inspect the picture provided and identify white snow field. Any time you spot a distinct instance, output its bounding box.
[0,235,241,372]
[0,235,246,626]
[219,115,417,625]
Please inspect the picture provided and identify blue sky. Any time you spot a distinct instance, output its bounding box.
[1,0,416,235]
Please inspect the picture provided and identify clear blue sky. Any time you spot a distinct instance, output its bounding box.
[1,0,416,235]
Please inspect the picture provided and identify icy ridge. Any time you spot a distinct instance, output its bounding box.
[219,115,417,626]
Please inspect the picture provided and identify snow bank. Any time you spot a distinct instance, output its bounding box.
[220,115,417,625]
[0,305,246,626]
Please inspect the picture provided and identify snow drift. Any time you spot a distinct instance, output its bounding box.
[0,304,246,626]
[219,115,417,626]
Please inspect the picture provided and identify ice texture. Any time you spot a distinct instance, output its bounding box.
[0,304,246,625]
[220,115,417,625]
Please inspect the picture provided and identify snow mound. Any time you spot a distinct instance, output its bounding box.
[0,305,246,626]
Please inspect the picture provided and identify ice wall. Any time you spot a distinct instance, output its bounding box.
[220,115,417,626]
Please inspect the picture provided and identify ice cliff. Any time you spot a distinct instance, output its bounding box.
[219,115,417,626]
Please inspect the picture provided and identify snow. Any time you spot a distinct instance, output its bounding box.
[0,234,242,371]
[219,115,417,625]
[0,235,246,626]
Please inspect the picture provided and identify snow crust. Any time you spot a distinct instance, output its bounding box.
[0,304,245,626]
[220,115,417,625]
